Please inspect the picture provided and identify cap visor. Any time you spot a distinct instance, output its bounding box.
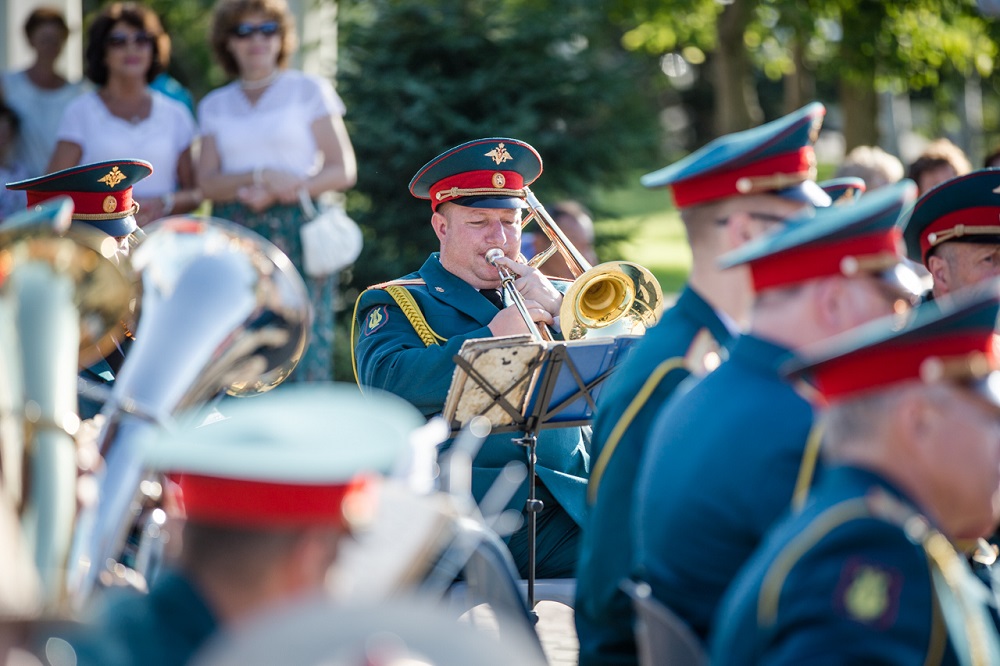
[75,215,137,238]
[777,180,832,208]
[876,262,926,305]
[449,195,528,209]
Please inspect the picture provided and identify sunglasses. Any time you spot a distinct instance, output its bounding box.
[105,31,154,48]
[231,21,280,38]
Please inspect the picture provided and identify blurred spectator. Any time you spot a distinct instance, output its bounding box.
[0,103,28,220]
[528,200,598,280]
[47,2,201,227]
[833,145,904,191]
[0,7,86,177]
[197,0,357,382]
[906,138,971,195]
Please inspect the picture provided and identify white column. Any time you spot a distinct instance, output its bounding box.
[3,0,83,81]
[288,0,338,79]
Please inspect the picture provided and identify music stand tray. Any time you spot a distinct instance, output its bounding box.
[443,335,640,608]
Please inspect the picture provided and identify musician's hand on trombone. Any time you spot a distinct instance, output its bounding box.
[490,255,562,317]
[489,298,555,337]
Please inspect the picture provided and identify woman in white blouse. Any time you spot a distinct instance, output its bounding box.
[47,2,201,226]
[197,0,357,383]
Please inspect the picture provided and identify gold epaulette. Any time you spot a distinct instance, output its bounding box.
[683,328,724,375]
[351,278,443,387]
[366,278,426,290]
[384,285,446,347]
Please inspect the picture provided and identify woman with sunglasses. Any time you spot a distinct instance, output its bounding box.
[47,2,201,227]
[197,0,357,383]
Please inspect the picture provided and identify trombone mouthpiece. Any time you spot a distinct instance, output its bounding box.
[485,248,504,265]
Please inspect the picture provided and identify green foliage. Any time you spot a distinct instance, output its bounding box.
[337,0,665,301]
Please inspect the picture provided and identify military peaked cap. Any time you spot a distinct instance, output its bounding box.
[6,159,153,237]
[409,138,542,211]
[899,168,1000,265]
[718,179,919,294]
[784,283,1000,406]
[641,102,831,209]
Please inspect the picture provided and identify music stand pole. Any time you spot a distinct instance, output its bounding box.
[514,431,542,609]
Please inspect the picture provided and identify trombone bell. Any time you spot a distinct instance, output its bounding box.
[560,262,661,340]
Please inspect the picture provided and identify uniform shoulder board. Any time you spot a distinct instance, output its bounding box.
[864,487,929,539]
[366,278,426,290]
[683,328,724,375]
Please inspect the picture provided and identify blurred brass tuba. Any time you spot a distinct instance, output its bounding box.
[68,216,311,605]
[521,187,662,340]
[0,197,134,611]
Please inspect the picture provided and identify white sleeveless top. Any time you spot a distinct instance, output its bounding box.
[197,69,346,177]
[1,70,86,177]
[55,90,197,197]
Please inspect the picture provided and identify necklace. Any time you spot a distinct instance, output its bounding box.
[239,70,279,90]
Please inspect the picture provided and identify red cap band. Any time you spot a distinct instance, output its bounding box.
[749,229,902,293]
[26,188,134,217]
[671,147,816,209]
[918,206,1000,261]
[178,474,366,529]
[428,169,525,211]
[812,333,994,401]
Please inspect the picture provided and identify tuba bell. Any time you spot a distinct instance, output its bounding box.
[68,215,312,606]
[521,187,662,340]
[0,197,134,612]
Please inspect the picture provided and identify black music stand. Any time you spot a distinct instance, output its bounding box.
[445,335,640,607]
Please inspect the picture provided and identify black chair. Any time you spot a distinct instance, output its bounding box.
[622,579,708,666]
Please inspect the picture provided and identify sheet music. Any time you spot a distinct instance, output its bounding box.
[442,335,545,430]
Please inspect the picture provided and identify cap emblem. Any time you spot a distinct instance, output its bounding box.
[102,195,118,213]
[98,166,127,188]
[485,143,513,165]
[492,172,506,188]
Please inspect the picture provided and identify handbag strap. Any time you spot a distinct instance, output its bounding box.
[298,187,318,220]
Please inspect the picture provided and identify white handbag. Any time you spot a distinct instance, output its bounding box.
[298,189,364,277]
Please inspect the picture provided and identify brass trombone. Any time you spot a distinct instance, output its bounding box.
[485,248,552,342]
[519,187,662,340]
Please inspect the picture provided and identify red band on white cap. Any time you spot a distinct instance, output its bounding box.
[178,473,368,529]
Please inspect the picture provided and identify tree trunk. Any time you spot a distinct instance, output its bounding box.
[783,37,814,114]
[837,1,882,151]
[713,0,762,135]
[840,75,879,151]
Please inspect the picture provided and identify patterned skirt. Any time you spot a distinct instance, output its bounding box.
[211,200,336,382]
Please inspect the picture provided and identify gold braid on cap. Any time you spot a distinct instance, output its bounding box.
[734,169,816,194]
[838,251,901,277]
[72,202,141,221]
[434,187,527,202]
[926,224,1000,247]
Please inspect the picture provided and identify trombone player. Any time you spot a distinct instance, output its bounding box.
[353,137,588,579]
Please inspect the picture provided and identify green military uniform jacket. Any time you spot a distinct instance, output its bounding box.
[576,284,732,666]
[354,253,590,525]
